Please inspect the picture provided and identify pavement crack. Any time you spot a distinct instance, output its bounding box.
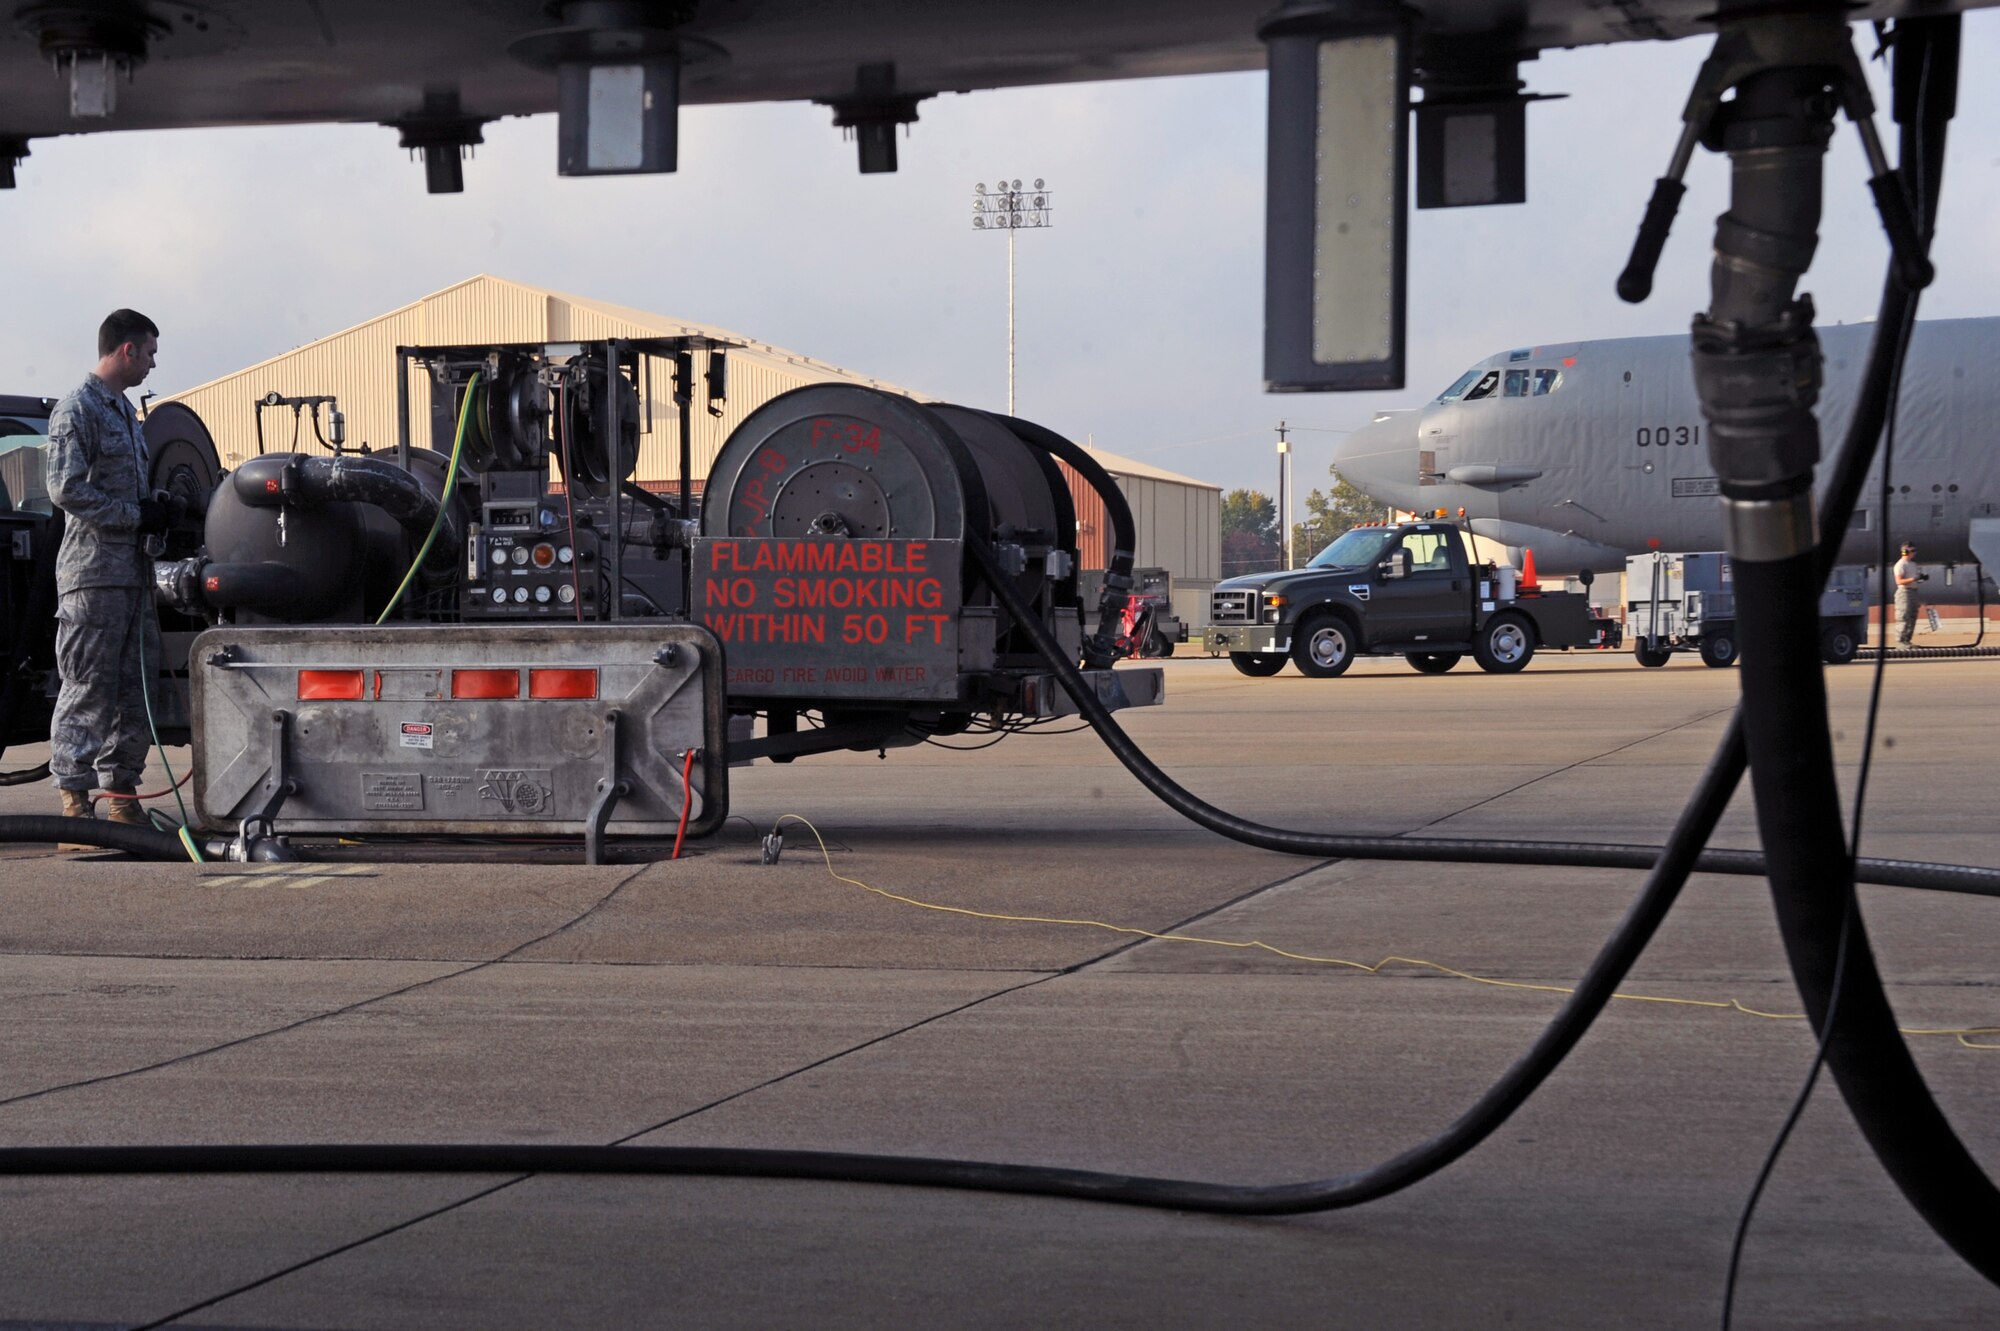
[0,865,654,1112]
[1069,855,1341,972]
[134,1175,530,1331]
[136,968,1059,1329]
[1403,704,1735,834]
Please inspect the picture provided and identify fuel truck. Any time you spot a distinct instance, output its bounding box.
[0,340,1161,858]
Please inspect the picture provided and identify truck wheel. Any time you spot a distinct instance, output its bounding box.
[1698,632,1738,668]
[1633,641,1672,668]
[1229,653,1287,677]
[1292,615,1356,678]
[1406,652,1461,675]
[1148,633,1175,658]
[1473,613,1535,674]
[1821,624,1859,666]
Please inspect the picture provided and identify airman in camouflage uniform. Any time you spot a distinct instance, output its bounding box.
[45,310,172,832]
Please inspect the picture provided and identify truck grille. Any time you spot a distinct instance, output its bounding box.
[1210,588,1260,623]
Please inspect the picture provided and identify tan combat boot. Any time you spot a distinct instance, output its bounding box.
[102,791,149,828]
[57,788,98,851]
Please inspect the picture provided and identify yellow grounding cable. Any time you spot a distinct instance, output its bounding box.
[773,814,2000,1052]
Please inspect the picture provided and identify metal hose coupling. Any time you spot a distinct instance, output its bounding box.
[1693,297,1824,562]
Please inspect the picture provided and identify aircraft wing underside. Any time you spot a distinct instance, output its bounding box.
[0,0,1994,144]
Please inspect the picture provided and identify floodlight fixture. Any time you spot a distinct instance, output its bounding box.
[970,176,1055,413]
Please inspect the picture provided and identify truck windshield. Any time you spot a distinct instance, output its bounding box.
[1307,528,1394,569]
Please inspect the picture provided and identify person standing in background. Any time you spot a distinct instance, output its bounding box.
[1894,541,1923,647]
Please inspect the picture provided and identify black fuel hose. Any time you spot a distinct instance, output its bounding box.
[1728,16,2000,1285]
[0,815,197,859]
[1736,553,2000,1281]
[965,532,1999,901]
[0,719,1757,1214]
[993,413,1137,668]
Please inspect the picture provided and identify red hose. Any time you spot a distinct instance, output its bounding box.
[672,748,696,859]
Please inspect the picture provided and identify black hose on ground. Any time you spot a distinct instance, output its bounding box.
[0,762,50,787]
[0,815,195,859]
[0,722,1755,1214]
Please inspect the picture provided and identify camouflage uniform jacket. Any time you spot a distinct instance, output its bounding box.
[46,373,150,594]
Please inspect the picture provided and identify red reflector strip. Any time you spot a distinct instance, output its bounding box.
[529,668,599,699]
[298,669,365,700]
[451,669,521,699]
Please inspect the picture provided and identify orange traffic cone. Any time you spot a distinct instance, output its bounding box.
[1519,548,1540,593]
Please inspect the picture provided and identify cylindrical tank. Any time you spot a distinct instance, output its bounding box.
[199,451,457,623]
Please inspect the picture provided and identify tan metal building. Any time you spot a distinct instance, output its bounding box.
[161,275,1222,611]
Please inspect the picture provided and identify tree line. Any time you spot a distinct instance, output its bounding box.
[1221,467,1389,576]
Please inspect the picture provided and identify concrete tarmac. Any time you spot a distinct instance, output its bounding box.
[1,650,1997,1329]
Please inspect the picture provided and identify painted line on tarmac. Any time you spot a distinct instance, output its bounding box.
[196,864,379,892]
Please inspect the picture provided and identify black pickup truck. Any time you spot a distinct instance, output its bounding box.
[1205,519,1619,677]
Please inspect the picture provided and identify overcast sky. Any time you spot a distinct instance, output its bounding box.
[4,16,1998,517]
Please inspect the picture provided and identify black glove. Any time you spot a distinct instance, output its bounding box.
[136,497,170,534]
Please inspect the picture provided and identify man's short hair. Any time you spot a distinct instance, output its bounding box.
[1902,543,1917,553]
[98,309,159,357]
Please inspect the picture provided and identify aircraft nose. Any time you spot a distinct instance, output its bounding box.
[1332,411,1419,508]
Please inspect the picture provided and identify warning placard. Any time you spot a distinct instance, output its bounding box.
[694,538,962,700]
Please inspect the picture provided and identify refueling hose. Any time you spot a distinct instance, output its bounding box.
[0,816,205,859]
[994,413,1137,668]
[1725,16,2000,1286]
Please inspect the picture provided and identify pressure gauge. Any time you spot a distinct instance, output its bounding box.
[534,585,552,603]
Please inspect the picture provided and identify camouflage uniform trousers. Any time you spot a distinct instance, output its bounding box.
[1896,588,1919,645]
[50,586,161,793]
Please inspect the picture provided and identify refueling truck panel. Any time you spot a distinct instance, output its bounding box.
[1207,520,1619,678]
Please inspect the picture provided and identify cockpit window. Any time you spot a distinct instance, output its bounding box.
[1461,370,1501,402]
[1435,369,1483,402]
[1308,527,1394,570]
[1496,368,1567,398]
[1439,365,1562,404]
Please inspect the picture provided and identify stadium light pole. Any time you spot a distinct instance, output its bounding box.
[972,177,1053,414]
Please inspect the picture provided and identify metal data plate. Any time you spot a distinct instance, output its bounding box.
[192,624,726,837]
[693,538,964,702]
